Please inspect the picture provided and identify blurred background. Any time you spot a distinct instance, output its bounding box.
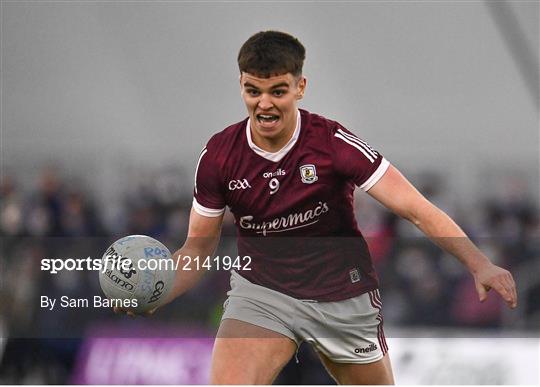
[1,0,538,384]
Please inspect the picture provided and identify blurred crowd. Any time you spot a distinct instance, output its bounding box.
[0,167,538,384]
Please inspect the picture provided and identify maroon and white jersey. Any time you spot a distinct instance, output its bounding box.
[193,109,390,301]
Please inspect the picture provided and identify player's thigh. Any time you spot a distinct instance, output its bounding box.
[317,351,394,385]
[210,318,297,384]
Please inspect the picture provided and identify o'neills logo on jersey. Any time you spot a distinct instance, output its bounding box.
[239,201,329,236]
[262,169,286,179]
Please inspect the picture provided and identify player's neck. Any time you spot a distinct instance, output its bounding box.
[251,130,293,153]
[250,113,298,153]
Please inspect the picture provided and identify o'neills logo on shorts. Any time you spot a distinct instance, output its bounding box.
[239,202,329,236]
[354,343,378,354]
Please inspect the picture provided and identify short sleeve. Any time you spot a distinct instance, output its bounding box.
[193,145,226,217]
[331,125,390,191]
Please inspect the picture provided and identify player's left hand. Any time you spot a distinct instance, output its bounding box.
[473,262,517,309]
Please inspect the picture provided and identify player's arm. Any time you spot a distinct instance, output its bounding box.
[114,209,223,317]
[163,208,224,305]
[367,164,518,309]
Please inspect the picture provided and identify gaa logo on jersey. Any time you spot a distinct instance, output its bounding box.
[228,179,251,191]
[299,164,318,184]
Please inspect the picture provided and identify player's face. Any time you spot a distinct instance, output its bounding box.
[240,72,306,150]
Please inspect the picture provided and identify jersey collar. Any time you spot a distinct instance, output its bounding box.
[246,110,301,162]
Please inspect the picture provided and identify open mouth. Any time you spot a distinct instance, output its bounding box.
[256,114,280,124]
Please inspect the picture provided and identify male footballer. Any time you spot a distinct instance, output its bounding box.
[121,31,518,384]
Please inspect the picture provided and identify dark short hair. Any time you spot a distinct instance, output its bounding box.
[237,31,306,78]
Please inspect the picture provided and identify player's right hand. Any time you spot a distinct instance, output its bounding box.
[473,261,518,309]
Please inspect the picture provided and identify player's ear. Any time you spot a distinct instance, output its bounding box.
[296,76,307,100]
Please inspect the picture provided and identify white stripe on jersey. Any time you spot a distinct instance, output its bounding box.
[192,198,225,217]
[360,158,390,191]
[194,148,208,194]
[334,133,375,163]
[338,129,377,154]
[337,129,378,159]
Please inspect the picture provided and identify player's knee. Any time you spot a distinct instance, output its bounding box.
[210,355,286,385]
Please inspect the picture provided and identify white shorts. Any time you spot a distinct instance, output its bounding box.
[221,270,388,364]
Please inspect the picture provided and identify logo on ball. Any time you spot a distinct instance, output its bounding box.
[99,235,175,313]
[148,281,165,303]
